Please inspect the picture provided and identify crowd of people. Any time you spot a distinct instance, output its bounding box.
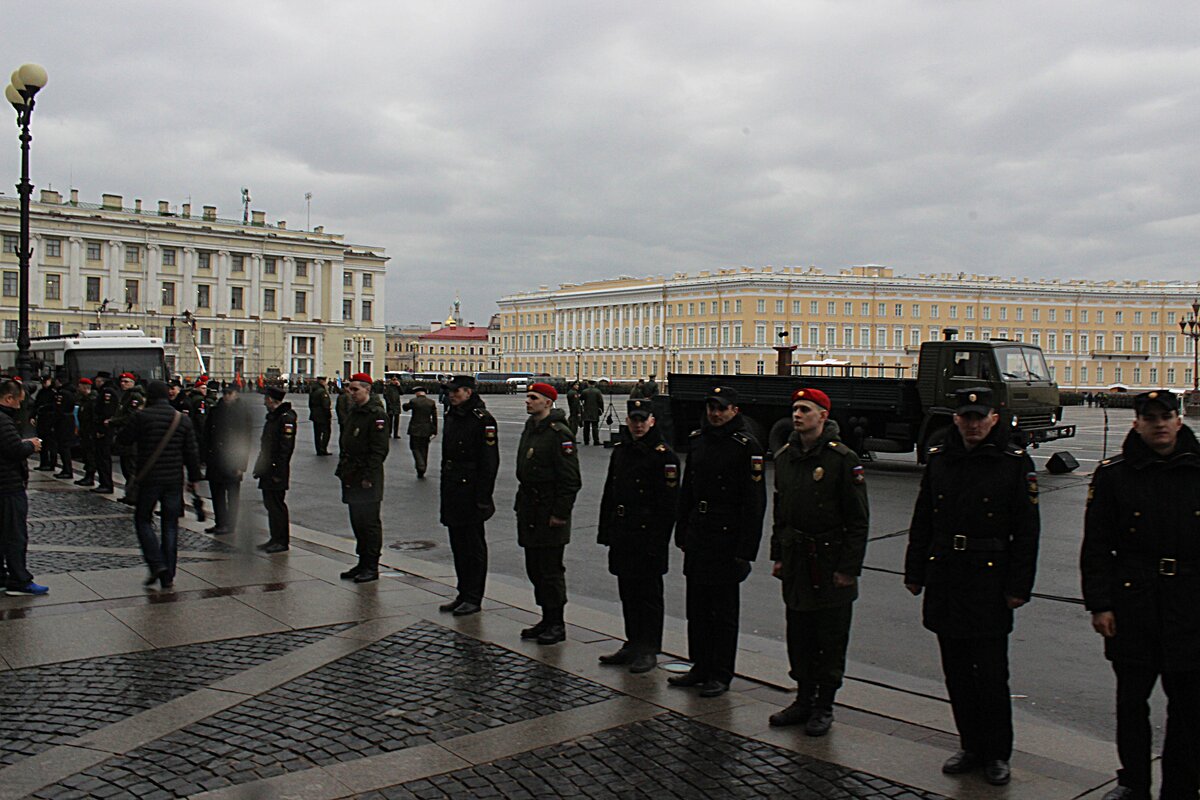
[0,368,1194,798]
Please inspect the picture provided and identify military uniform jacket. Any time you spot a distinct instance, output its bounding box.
[515,408,582,547]
[253,402,298,491]
[566,390,582,418]
[597,425,679,576]
[335,391,351,426]
[581,387,604,422]
[335,396,390,503]
[904,426,1040,638]
[184,389,208,452]
[1081,425,1200,670]
[439,394,500,527]
[675,414,767,584]
[308,385,332,420]
[403,395,438,438]
[771,421,870,610]
[111,385,146,453]
[93,384,121,442]
[76,391,96,442]
[53,386,77,441]
[384,384,404,414]
[32,386,56,435]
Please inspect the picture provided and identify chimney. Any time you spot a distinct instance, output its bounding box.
[39,189,61,204]
[313,225,324,234]
[69,188,78,205]
[102,193,123,210]
[251,210,265,226]
[202,205,217,221]
[182,203,191,217]
[134,198,142,212]
[430,321,440,331]
[158,200,169,215]
[277,220,286,229]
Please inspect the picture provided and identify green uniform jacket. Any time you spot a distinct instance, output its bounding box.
[309,384,332,420]
[581,386,604,422]
[771,421,870,610]
[335,390,351,427]
[515,407,582,547]
[403,394,438,438]
[335,396,390,503]
[384,383,404,414]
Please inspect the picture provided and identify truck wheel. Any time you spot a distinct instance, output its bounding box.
[768,417,792,454]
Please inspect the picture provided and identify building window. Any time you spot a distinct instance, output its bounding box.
[1,271,15,297]
[231,254,244,272]
[44,238,62,258]
[362,273,372,289]
[2,233,16,254]
[164,325,176,344]
[124,245,140,265]
[198,251,211,269]
[343,299,352,320]
[161,248,176,266]
[295,291,307,314]
[343,272,353,287]
[295,260,308,278]
[86,276,101,302]
[197,284,211,308]
[47,322,60,336]
[362,339,373,354]
[86,241,102,261]
[45,274,61,300]
[263,288,276,312]
[362,300,372,321]
[233,328,245,346]
[775,300,784,314]
[264,257,277,275]
[230,286,244,310]
[4,320,17,339]
[124,279,139,306]
[161,281,175,306]
[199,327,212,345]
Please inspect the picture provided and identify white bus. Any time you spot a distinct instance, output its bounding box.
[0,329,169,383]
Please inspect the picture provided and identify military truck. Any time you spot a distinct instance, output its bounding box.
[660,331,1075,459]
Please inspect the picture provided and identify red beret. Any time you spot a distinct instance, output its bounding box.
[350,372,373,384]
[120,372,136,380]
[529,382,558,402]
[791,387,831,411]
[77,377,93,385]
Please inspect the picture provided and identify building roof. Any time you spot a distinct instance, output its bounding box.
[419,326,489,341]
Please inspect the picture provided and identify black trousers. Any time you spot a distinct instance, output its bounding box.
[0,491,32,589]
[313,418,331,454]
[447,522,488,605]
[1113,661,1200,798]
[410,437,430,476]
[119,451,137,498]
[56,435,73,476]
[582,420,599,445]
[937,634,1013,761]
[36,421,54,468]
[79,438,95,480]
[524,545,566,612]
[685,579,740,686]
[262,489,289,545]
[210,479,241,533]
[786,603,854,691]
[617,573,664,654]
[389,412,401,438]
[94,436,113,489]
[348,501,382,569]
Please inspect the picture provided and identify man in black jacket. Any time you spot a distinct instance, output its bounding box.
[1082,390,1200,800]
[438,375,499,616]
[0,379,46,596]
[309,376,333,455]
[52,381,77,479]
[904,387,1040,787]
[204,385,253,536]
[117,380,202,590]
[335,373,390,583]
[91,374,120,494]
[31,376,56,471]
[253,386,297,553]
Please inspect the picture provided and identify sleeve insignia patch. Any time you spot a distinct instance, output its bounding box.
[751,454,764,482]
[375,418,387,431]
[485,425,497,446]
[852,464,865,484]
[283,423,295,437]
[1026,471,1039,503]
[561,440,576,456]
[665,463,678,487]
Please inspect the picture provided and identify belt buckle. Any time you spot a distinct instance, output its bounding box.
[616,505,625,517]
[1159,558,1178,576]
[953,535,967,551]
[697,501,708,513]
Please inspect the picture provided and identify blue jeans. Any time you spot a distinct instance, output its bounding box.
[134,483,183,582]
[0,491,32,589]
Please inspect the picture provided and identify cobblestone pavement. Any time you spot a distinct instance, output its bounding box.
[0,624,352,767]
[360,714,944,800]
[25,549,211,574]
[37,621,617,799]
[27,489,125,519]
[29,517,234,554]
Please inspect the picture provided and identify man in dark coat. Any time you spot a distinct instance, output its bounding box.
[438,375,500,616]
[204,385,254,536]
[335,373,390,583]
[768,388,869,736]
[515,382,582,645]
[904,387,1040,787]
[117,380,202,590]
[309,376,333,455]
[0,379,46,596]
[73,377,97,487]
[671,386,766,698]
[167,379,188,413]
[52,381,77,479]
[91,374,120,494]
[253,385,297,553]
[642,375,659,398]
[185,379,210,466]
[580,381,604,446]
[111,373,145,504]
[1082,389,1200,800]
[31,376,56,471]
[402,386,438,478]
[566,382,583,433]
[597,398,678,673]
[384,375,404,439]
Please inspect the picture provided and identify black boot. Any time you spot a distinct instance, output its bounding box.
[769,681,814,727]
[536,607,566,644]
[805,684,836,736]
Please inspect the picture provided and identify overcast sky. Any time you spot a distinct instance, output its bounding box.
[14,1,1200,325]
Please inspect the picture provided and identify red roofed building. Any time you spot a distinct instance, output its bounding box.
[416,312,498,374]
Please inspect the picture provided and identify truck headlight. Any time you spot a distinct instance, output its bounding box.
[1050,413,1057,424]
[1011,416,1019,427]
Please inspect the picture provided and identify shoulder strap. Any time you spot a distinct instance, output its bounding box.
[134,411,183,484]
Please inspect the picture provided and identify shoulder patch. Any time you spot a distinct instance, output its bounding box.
[774,442,791,459]
[689,429,702,438]
[926,444,943,456]
[473,407,486,419]
[732,431,751,446]
[484,424,497,446]
[655,442,667,452]
[1097,455,1124,469]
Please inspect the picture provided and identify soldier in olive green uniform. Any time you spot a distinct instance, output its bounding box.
[335,373,390,583]
[384,376,404,438]
[402,386,438,478]
[580,381,605,446]
[73,378,97,487]
[515,382,582,644]
[769,388,869,736]
[111,373,145,503]
[309,377,333,455]
[566,382,583,434]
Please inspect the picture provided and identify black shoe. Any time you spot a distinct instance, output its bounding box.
[92,486,114,494]
[353,570,379,584]
[160,579,174,591]
[599,647,634,666]
[629,654,657,674]
[520,621,549,640]
[983,760,1011,786]
[536,623,566,645]
[1101,786,1149,800]
[74,478,94,487]
[769,698,813,728]
[119,496,136,506]
[416,472,425,479]
[698,680,729,698]
[263,542,288,553]
[451,602,481,616]
[667,670,706,688]
[339,566,365,580]
[205,525,222,534]
[805,708,834,736]
[54,472,71,478]
[941,750,982,774]
[35,466,56,472]
[143,567,167,587]
[439,598,464,613]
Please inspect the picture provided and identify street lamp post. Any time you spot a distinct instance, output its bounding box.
[5,63,48,381]
[1179,298,1200,393]
[574,348,583,381]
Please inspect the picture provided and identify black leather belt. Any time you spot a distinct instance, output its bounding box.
[1125,556,1199,576]
[696,501,737,514]
[938,535,1007,553]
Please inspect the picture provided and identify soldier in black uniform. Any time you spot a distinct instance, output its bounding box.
[167,379,187,413]
[597,398,678,673]
[438,375,500,616]
[309,376,333,455]
[1082,389,1200,800]
[253,385,297,553]
[671,386,766,697]
[74,377,96,487]
[184,379,209,468]
[111,373,145,503]
[335,373,390,582]
[384,375,404,438]
[904,387,1040,787]
[52,380,77,479]
[32,377,56,471]
[91,374,120,494]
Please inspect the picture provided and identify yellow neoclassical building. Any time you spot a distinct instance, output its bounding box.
[0,189,389,381]
[498,266,1199,391]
